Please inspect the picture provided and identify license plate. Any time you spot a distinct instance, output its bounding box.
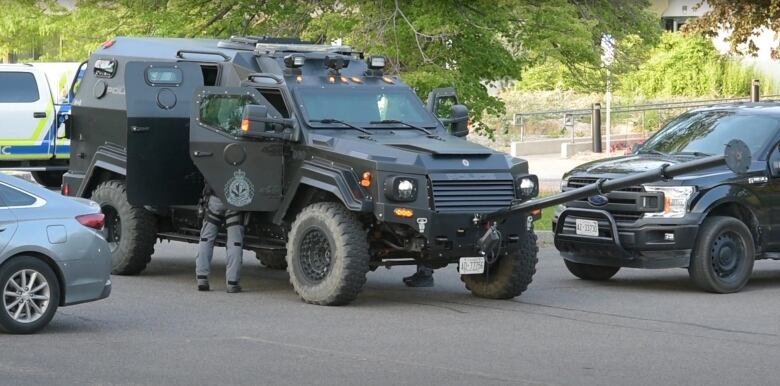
[459,257,485,275]
[575,219,599,237]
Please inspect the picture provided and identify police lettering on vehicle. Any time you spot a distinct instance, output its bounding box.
[224,169,254,207]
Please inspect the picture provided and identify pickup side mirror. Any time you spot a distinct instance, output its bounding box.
[441,104,469,137]
[240,104,297,141]
[769,143,780,178]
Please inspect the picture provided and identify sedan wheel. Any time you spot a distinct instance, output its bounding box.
[0,256,60,334]
[3,269,51,324]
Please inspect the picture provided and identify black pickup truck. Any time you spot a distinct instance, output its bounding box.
[554,103,780,293]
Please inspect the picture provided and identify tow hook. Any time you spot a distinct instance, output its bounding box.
[477,222,502,262]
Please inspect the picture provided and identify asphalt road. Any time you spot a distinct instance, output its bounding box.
[3,243,780,386]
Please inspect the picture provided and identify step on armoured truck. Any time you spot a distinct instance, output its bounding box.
[61,36,747,305]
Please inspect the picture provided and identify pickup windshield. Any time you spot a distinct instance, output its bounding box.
[641,110,780,156]
[295,87,437,127]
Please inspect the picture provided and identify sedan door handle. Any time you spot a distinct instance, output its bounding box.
[33,112,47,118]
[193,151,213,157]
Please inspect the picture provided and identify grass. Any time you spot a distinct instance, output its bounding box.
[534,205,556,231]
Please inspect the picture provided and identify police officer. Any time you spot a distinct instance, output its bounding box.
[403,265,434,287]
[196,190,245,293]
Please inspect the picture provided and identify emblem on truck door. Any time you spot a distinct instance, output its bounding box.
[225,169,255,207]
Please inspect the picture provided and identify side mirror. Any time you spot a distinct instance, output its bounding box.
[769,143,780,178]
[442,104,469,137]
[240,104,297,141]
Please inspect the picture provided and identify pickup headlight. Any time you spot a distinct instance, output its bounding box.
[643,186,695,218]
[516,175,538,199]
[384,176,418,202]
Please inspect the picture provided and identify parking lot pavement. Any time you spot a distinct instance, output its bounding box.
[4,243,780,386]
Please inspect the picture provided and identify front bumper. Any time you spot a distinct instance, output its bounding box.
[376,203,531,261]
[553,208,702,268]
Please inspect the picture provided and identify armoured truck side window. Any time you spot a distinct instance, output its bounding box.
[199,94,255,136]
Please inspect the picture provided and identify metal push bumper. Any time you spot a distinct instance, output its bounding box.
[553,208,699,268]
[377,204,529,261]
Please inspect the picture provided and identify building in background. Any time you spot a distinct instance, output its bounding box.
[650,0,711,32]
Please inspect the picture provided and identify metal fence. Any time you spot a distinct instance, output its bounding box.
[511,94,780,151]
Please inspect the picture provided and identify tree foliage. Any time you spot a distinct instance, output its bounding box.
[685,0,780,57]
[0,0,660,131]
[619,33,774,98]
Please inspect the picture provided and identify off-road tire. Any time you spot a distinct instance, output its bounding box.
[0,256,61,334]
[90,180,157,275]
[256,250,287,270]
[31,170,65,188]
[688,216,754,293]
[286,202,370,306]
[462,230,539,299]
[564,260,620,281]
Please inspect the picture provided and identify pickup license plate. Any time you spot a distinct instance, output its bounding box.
[459,257,485,275]
[575,219,599,237]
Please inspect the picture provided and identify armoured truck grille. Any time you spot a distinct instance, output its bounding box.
[430,177,515,213]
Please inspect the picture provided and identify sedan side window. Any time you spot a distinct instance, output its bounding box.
[0,184,37,207]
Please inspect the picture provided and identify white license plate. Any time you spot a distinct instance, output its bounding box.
[575,219,599,237]
[459,257,485,275]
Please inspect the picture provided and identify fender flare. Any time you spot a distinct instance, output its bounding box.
[691,184,765,224]
[76,145,126,197]
[273,160,372,224]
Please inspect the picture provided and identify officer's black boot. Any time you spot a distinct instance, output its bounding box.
[403,266,434,287]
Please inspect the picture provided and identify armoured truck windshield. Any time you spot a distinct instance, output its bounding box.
[295,87,438,127]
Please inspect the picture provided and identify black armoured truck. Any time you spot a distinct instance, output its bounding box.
[60,36,748,305]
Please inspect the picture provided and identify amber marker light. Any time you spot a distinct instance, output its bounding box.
[393,208,414,218]
[341,76,350,83]
[296,75,303,83]
[328,75,336,84]
[351,77,363,84]
[241,119,250,133]
[382,76,394,84]
[360,171,372,187]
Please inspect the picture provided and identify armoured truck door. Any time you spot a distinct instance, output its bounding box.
[125,62,205,205]
[189,87,284,212]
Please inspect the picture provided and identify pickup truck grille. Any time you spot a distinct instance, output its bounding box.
[430,175,515,213]
[564,176,651,223]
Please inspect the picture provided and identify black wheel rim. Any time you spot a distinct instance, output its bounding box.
[102,206,121,253]
[710,230,745,279]
[299,227,332,283]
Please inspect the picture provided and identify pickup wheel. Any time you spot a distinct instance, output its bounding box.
[563,260,620,281]
[286,202,370,306]
[688,216,754,293]
[31,171,65,188]
[90,180,157,275]
[462,230,538,299]
[255,250,287,270]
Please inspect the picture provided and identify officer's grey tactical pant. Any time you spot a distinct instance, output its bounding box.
[196,196,245,285]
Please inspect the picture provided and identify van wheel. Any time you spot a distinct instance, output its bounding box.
[564,260,620,281]
[689,216,754,293]
[286,202,370,306]
[462,230,538,299]
[90,180,157,275]
[31,170,65,188]
[256,250,287,270]
[0,256,61,334]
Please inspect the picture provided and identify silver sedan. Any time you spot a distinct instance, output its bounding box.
[0,173,111,334]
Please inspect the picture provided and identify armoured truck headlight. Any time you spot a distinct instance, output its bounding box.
[516,176,538,199]
[384,177,418,202]
[643,186,695,218]
[367,56,387,69]
[284,54,305,68]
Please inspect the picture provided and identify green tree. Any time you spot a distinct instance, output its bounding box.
[2,0,661,132]
[685,0,780,57]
